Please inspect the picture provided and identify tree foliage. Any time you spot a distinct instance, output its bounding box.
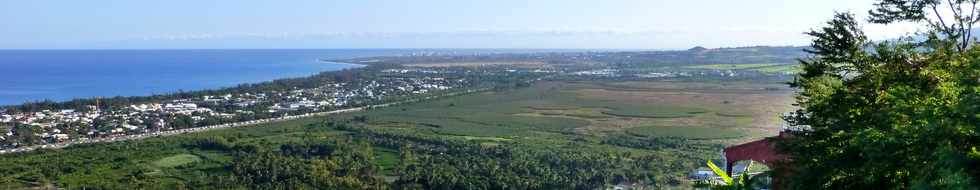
[870,0,980,50]
[782,2,980,188]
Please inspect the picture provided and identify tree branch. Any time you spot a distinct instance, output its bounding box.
[946,0,968,50]
[932,3,952,37]
[968,0,977,47]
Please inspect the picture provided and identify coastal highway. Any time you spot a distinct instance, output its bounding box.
[0,88,490,155]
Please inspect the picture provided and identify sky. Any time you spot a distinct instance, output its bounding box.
[0,0,921,49]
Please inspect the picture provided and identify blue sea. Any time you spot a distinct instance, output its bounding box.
[0,49,582,106]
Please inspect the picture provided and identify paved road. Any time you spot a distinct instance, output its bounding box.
[0,88,489,155]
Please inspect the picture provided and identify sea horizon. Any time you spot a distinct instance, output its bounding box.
[0,48,606,106]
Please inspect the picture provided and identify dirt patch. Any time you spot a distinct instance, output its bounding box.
[571,83,795,138]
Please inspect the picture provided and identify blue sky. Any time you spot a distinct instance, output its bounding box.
[0,0,918,49]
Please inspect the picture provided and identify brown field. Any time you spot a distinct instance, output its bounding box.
[347,79,794,144]
[515,80,796,143]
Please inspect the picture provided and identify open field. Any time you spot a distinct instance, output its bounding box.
[0,79,795,189]
[752,64,801,73]
[626,125,743,139]
[151,154,202,168]
[345,80,794,142]
[684,63,801,73]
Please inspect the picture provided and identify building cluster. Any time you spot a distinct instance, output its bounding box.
[381,68,449,74]
[572,69,621,77]
[634,70,738,78]
[0,75,467,150]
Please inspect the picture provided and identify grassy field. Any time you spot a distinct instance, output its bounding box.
[752,64,801,73]
[341,80,794,141]
[601,106,707,118]
[151,154,202,168]
[684,63,801,73]
[0,79,795,189]
[626,125,743,139]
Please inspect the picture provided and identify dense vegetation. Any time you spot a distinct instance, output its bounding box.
[0,116,716,189]
[780,0,980,189]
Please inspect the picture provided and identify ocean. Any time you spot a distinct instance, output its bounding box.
[0,49,578,106]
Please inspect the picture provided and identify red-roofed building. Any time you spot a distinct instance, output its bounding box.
[723,132,794,189]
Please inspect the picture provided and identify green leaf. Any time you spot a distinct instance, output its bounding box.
[707,160,733,185]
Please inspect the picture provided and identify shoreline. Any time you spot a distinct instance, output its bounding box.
[0,88,491,155]
[1,60,366,107]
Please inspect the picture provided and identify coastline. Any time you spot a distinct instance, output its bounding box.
[0,49,400,106]
[316,59,367,67]
[0,87,491,155]
[1,60,366,107]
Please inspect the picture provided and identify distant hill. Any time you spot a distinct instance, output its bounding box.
[332,46,809,68]
[688,46,709,51]
[886,28,980,42]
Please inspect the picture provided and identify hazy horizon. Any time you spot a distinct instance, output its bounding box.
[2,0,920,49]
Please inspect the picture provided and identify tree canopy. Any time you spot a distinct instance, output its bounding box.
[782,0,980,189]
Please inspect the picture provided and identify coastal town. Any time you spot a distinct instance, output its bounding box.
[0,70,471,152]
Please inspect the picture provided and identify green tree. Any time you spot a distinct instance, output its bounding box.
[869,0,980,51]
[170,115,195,129]
[11,124,41,145]
[782,2,980,189]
